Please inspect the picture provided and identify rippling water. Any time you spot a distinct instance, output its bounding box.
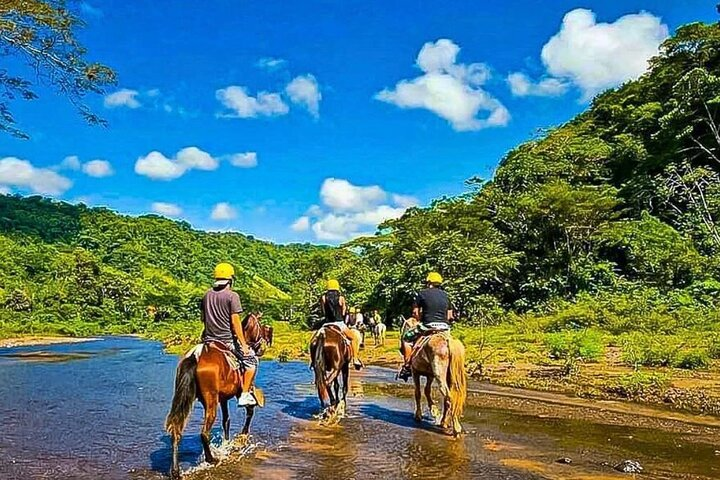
[1,337,719,480]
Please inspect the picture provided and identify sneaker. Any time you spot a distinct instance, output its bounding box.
[353,359,363,371]
[238,392,257,406]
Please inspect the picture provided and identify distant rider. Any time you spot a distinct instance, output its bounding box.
[398,272,453,381]
[200,262,257,406]
[311,279,363,370]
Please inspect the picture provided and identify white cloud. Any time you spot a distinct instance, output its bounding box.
[296,178,416,242]
[59,155,81,171]
[135,151,186,180]
[376,39,510,131]
[511,9,668,101]
[134,147,232,180]
[311,205,407,241]
[286,74,321,117]
[82,159,114,178]
[320,178,387,212]
[256,57,287,70]
[506,72,568,97]
[175,147,218,171]
[216,86,289,118]
[227,152,258,168]
[104,88,141,109]
[291,216,310,232]
[0,157,72,195]
[152,202,183,216]
[211,202,238,221]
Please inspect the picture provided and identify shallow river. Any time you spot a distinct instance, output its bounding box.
[0,337,718,479]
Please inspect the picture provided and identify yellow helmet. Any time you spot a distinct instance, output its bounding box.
[426,271,443,284]
[214,262,235,280]
[326,279,340,291]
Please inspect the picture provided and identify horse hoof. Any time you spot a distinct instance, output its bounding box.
[170,469,182,480]
[414,414,423,423]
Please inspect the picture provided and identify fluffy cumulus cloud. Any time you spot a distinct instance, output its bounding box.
[293,178,418,241]
[226,152,258,168]
[103,88,141,109]
[135,147,251,180]
[151,202,183,216]
[211,202,238,221]
[285,75,321,117]
[0,157,72,195]
[216,86,289,118]
[82,159,114,178]
[375,39,509,131]
[509,9,668,100]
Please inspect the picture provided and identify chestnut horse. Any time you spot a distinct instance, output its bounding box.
[310,325,351,417]
[165,312,268,480]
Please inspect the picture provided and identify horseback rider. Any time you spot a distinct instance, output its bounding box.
[398,272,454,381]
[200,262,257,406]
[312,279,363,370]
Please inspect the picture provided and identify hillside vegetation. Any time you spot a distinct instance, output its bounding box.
[2,21,720,411]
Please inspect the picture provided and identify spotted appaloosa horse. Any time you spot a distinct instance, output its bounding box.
[165,313,267,480]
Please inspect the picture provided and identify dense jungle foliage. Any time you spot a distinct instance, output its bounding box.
[3,22,720,371]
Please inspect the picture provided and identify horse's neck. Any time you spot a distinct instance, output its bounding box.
[244,316,260,343]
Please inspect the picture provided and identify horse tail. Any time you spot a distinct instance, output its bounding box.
[165,355,197,438]
[447,338,467,430]
[313,330,329,403]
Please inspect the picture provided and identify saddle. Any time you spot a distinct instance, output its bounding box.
[185,341,241,371]
[408,329,450,364]
[317,323,352,347]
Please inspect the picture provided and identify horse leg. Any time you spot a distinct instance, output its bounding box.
[413,371,423,422]
[241,406,255,435]
[341,361,349,407]
[199,394,219,464]
[431,357,452,430]
[425,376,440,423]
[221,399,230,442]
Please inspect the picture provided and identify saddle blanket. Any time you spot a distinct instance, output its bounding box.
[184,342,241,370]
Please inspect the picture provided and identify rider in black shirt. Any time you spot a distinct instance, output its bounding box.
[398,272,453,381]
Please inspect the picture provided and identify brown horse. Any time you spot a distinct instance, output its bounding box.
[165,312,267,480]
[310,325,351,417]
[400,317,467,436]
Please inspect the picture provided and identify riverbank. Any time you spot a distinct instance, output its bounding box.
[0,336,99,349]
[255,322,720,417]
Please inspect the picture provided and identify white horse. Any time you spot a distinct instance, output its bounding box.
[373,322,387,346]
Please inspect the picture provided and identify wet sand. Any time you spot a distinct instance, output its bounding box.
[183,367,720,480]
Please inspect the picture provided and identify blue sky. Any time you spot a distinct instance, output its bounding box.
[0,0,715,243]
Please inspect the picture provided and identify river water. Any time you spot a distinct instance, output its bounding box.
[0,337,718,479]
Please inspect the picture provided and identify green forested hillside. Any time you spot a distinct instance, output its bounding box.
[0,195,323,336]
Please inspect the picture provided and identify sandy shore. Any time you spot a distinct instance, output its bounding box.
[0,336,99,348]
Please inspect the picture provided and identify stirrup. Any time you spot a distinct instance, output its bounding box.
[397,364,411,382]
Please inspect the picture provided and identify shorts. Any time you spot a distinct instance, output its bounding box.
[402,322,450,343]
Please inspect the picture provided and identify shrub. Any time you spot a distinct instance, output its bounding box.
[544,329,605,375]
[607,371,670,398]
[675,350,710,370]
[621,333,681,368]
